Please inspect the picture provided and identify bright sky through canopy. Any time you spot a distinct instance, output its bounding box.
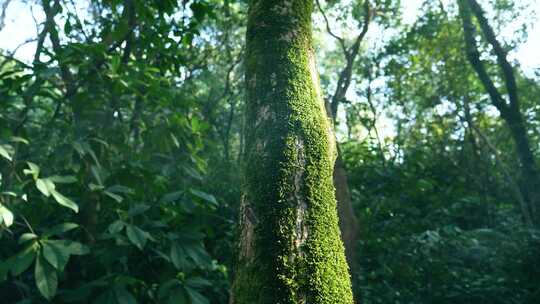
[1,0,539,74]
[402,0,540,76]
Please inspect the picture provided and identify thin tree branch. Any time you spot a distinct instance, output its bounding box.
[328,0,371,118]
[466,0,520,113]
[458,0,509,115]
[0,0,12,31]
[315,0,348,55]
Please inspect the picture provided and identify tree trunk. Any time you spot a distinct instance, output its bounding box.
[315,0,371,278]
[231,1,353,303]
[334,152,359,271]
[458,0,540,225]
[324,99,360,277]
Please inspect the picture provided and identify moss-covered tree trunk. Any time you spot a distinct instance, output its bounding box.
[230,0,353,303]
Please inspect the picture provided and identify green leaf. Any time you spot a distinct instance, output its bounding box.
[114,286,137,304]
[190,2,209,23]
[91,165,103,186]
[0,261,8,282]
[184,245,211,268]
[72,142,86,157]
[126,225,148,250]
[0,144,13,161]
[170,242,186,270]
[185,286,209,304]
[1,191,17,197]
[50,189,79,213]
[18,233,38,244]
[185,277,212,289]
[89,183,105,191]
[104,190,123,203]
[42,243,59,269]
[10,244,37,276]
[68,242,90,255]
[189,189,217,206]
[47,240,89,255]
[0,204,14,227]
[64,19,72,34]
[10,136,29,144]
[42,241,70,271]
[107,185,134,195]
[23,162,40,179]
[45,222,79,236]
[36,178,55,197]
[158,279,181,300]
[93,289,117,304]
[128,204,150,217]
[35,254,58,300]
[160,190,184,204]
[49,175,77,184]
[167,288,188,304]
[108,220,125,234]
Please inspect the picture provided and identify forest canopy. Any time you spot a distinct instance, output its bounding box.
[0,0,539,303]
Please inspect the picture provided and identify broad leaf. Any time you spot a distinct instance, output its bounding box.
[47,240,90,255]
[108,220,126,234]
[104,190,123,203]
[185,286,209,304]
[170,242,186,270]
[35,254,58,300]
[160,190,184,204]
[36,178,55,197]
[10,244,37,276]
[0,144,13,161]
[50,189,79,213]
[185,277,212,289]
[126,225,148,250]
[114,286,137,304]
[10,136,29,144]
[0,261,7,282]
[18,233,38,244]
[49,175,77,184]
[23,162,40,179]
[0,204,14,227]
[45,222,79,236]
[189,189,217,206]
[128,204,150,217]
[42,241,71,271]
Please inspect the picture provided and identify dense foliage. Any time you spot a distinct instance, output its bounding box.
[0,0,539,303]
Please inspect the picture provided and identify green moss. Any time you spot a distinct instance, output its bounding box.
[232,0,353,303]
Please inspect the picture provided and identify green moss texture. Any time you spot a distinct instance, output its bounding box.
[231,0,354,303]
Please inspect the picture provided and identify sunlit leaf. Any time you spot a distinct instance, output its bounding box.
[23,162,40,179]
[0,204,14,227]
[0,144,13,161]
[51,189,79,213]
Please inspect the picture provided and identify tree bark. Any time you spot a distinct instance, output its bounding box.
[315,0,371,278]
[231,1,353,303]
[333,152,359,269]
[458,0,540,225]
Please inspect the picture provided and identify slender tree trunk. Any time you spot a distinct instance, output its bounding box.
[333,152,359,269]
[458,0,540,225]
[231,1,353,303]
